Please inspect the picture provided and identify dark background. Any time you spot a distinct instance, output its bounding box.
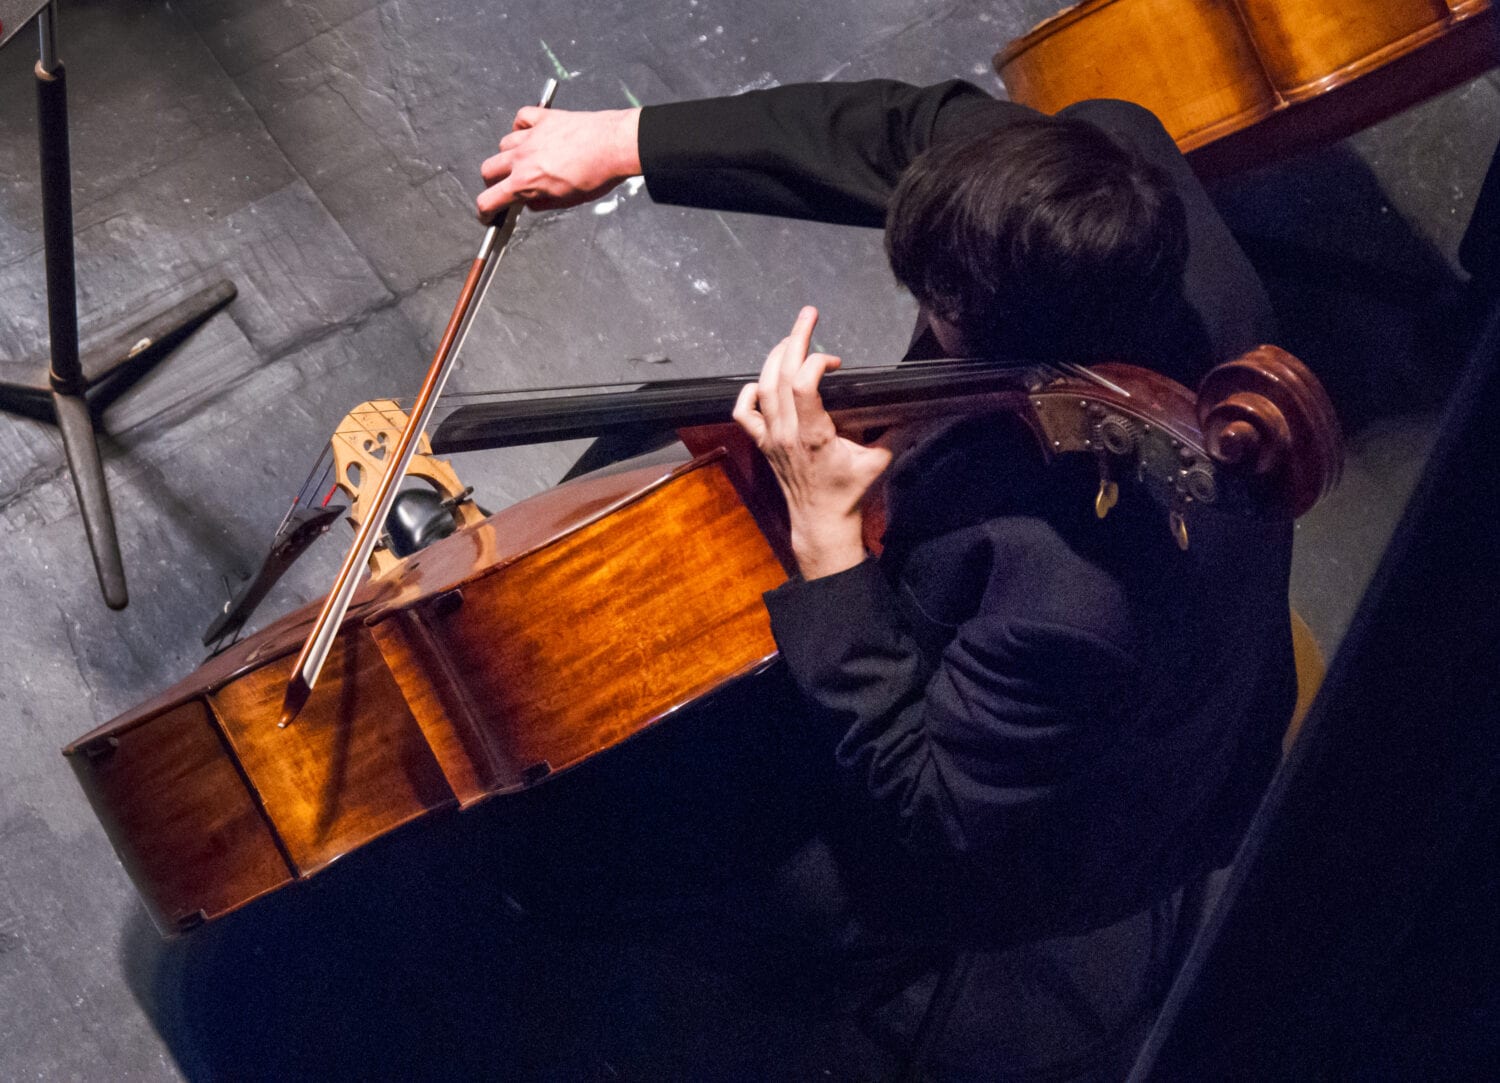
[0,0,1495,1077]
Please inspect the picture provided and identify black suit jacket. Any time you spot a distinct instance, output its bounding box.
[641,80,1276,385]
[639,81,1295,945]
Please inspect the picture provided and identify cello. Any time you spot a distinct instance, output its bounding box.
[994,0,1498,176]
[63,347,1340,935]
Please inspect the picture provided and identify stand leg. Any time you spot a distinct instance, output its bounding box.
[52,392,126,608]
[36,56,81,394]
[31,49,129,606]
[0,4,237,609]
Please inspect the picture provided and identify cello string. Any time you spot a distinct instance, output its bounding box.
[437,361,1063,431]
[325,400,420,528]
[1058,361,1131,398]
[256,353,1078,635]
[431,355,1007,402]
[315,459,338,507]
[279,66,559,726]
[281,443,336,535]
[332,364,1098,453]
[324,356,1060,439]
[318,358,1093,462]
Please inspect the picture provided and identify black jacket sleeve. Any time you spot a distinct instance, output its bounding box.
[638,79,1037,226]
[764,559,1140,863]
[637,81,1275,370]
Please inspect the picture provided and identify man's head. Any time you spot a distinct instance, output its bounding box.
[886,115,1189,363]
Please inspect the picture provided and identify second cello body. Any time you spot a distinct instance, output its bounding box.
[995,0,1498,176]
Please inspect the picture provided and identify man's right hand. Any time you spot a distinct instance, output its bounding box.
[477,106,642,220]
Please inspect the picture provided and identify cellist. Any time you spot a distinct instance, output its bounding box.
[476,80,1295,1078]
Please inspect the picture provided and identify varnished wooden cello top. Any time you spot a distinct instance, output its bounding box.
[66,454,787,933]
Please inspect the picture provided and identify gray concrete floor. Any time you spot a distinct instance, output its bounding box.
[0,0,1495,1078]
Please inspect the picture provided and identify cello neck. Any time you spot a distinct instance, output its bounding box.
[428,358,1055,454]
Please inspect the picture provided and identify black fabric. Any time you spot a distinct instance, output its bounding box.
[1054,99,1276,384]
[634,80,1297,1075]
[641,79,1032,228]
[764,421,1294,947]
[641,82,1276,384]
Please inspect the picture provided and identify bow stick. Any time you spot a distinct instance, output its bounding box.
[278,77,558,728]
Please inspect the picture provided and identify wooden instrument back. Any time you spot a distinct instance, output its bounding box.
[995,0,1498,175]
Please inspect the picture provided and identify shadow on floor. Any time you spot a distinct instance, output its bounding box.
[117,675,890,1081]
[1212,143,1484,434]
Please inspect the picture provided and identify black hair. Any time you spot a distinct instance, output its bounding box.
[885,116,1189,362]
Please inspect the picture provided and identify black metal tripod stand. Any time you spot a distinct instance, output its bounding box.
[0,1,235,608]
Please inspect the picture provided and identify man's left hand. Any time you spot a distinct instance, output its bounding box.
[733,307,893,580]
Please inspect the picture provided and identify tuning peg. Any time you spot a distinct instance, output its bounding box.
[1169,506,1190,551]
[1095,455,1119,519]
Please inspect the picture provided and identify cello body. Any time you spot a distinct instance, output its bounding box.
[64,349,1340,935]
[64,454,785,933]
[995,0,1498,176]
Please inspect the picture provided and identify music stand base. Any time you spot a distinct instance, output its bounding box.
[0,280,236,609]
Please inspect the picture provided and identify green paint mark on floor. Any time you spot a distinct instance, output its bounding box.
[620,81,642,108]
[539,40,570,81]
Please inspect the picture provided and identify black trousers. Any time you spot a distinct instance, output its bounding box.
[495,660,1187,1081]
